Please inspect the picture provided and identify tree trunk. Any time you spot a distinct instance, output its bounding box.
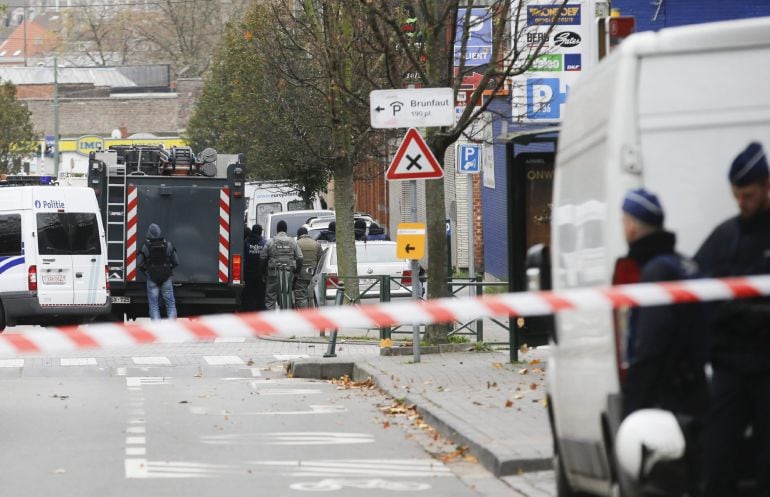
[332,159,359,302]
[423,144,451,343]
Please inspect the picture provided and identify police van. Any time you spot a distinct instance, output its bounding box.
[0,179,110,331]
[523,17,770,496]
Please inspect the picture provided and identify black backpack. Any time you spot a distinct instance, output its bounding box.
[145,238,173,285]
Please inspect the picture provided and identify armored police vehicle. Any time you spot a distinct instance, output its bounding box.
[0,177,110,330]
[88,146,246,319]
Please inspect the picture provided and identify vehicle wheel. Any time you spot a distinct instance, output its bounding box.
[0,302,6,333]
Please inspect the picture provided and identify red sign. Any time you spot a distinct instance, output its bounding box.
[386,128,444,181]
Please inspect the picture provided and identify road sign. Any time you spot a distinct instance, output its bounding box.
[386,128,444,181]
[456,143,482,174]
[370,88,454,129]
[396,222,426,259]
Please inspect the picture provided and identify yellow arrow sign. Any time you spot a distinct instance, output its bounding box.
[396,222,426,259]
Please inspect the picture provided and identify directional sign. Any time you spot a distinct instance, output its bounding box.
[456,143,482,174]
[396,223,426,259]
[370,88,454,129]
[386,128,443,181]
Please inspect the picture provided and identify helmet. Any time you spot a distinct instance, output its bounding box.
[615,409,686,481]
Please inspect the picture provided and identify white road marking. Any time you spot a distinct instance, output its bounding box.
[0,359,23,368]
[191,405,347,416]
[126,377,171,387]
[289,478,431,492]
[250,368,262,377]
[115,367,127,376]
[126,447,146,456]
[132,356,171,365]
[127,426,146,434]
[128,418,145,424]
[203,356,245,366]
[201,432,375,446]
[126,437,146,445]
[250,388,322,396]
[214,337,246,343]
[248,459,452,478]
[60,358,97,366]
[273,354,310,360]
[126,460,240,479]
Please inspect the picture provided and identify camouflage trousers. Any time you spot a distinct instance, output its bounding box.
[293,278,313,308]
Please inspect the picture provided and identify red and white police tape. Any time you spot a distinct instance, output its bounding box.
[1,275,769,356]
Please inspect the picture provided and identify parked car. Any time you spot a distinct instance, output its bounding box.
[309,241,420,305]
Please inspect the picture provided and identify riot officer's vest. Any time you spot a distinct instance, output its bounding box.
[269,234,296,269]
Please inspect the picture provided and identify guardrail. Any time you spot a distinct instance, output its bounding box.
[318,273,510,342]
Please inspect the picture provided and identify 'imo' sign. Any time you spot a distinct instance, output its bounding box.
[526,78,567,120]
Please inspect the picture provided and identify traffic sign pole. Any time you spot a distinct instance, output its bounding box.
[410,181,420,363]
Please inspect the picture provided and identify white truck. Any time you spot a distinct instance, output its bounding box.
[527,16,770,497]
[245,181,323,229]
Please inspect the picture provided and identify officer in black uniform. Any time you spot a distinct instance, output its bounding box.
[242,224,266,311]
[696,142,770,496]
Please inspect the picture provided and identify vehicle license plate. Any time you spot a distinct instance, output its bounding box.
[42,274,66,285]
[111,296,131,304]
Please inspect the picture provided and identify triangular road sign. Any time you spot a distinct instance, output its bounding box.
[386,128,444,181]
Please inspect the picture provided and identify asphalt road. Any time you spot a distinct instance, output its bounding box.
[0,337,523,496]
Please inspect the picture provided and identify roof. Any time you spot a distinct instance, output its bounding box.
[0,66,137,87]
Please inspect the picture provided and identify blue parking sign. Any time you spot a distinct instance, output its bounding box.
[457,144,482,174]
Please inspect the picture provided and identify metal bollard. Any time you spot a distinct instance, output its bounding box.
[475,275,484,342]
[379,274,391,340]
[324,282,345,358]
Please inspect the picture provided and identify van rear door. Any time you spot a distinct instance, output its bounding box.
[68,212,107,305]
[35,212,74,305]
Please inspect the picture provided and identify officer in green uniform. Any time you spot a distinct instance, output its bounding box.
[260,220,303,310]
[294,227,322,308]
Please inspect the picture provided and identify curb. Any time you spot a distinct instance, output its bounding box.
[288,358,553,477]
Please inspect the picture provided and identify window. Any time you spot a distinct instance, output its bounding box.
[0,214,21,256]
[256,202,282,228]
[37,213,101,255]
[287,200,310,211]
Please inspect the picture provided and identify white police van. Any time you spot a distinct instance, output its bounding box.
[525,17,770,497]
[0,179,110,330]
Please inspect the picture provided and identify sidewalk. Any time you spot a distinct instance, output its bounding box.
[289,345,553,478]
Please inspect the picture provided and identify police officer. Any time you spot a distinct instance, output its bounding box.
[242,224,266,311]
[294,227,322,308]
[318,221,336,242]
[696,142,770,497]
[354,219,367,241]
[261,220,302,310]
[621,189,708,417]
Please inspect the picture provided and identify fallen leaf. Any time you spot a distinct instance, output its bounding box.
[492,362,503,369]
[505,400,513,408]
[519,343,530,354]
[532,368,545,374]
[178,400,189,404]
[463,454,479,464]
[246,359,255,366]
[472,401,482,406]
[487,381,498,389]
[530,359,541,365]
[530,383,538,390]
[224,415,229,421]
[380,338,394,349]
[383,421,390,429]
[518,368,529,375]
[514,394,524,400]
[541,398,549,408]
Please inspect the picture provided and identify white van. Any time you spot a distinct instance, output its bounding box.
[0,185,110,330]
[535,17,770,496]
[245,181,323,229]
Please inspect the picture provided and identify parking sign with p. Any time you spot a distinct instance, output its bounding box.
[456,144,482,174]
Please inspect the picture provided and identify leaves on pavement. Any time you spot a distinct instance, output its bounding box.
[330,375,375,390]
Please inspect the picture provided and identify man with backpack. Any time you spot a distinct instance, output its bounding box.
[138,223,179,320]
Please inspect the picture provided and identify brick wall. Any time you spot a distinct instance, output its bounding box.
[26,94,181,137]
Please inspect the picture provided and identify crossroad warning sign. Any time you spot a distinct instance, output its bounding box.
[385,128,444,181]
[396,222,426,259]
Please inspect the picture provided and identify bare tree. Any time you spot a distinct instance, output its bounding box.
[361,0,566,342]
